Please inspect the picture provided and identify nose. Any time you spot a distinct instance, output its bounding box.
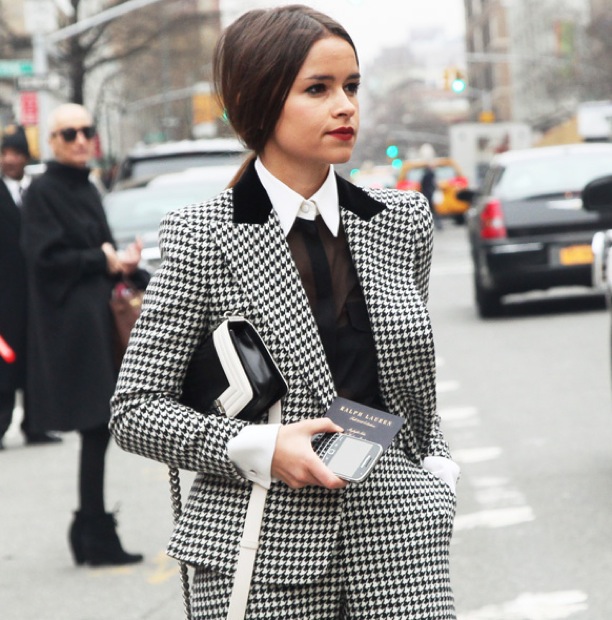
[333,88,357,118]
[75,131,89,145]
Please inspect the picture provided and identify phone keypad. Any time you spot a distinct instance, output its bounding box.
[312,433,340,459]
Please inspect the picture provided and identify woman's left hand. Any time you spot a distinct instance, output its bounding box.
[119,237,143,274]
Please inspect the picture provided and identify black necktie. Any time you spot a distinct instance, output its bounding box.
[294,215,337,366]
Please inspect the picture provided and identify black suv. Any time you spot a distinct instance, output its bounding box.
[461,143,612,317]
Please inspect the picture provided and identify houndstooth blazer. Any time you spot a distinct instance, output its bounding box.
[109,161,451,585]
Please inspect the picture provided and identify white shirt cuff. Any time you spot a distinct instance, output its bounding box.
[423,456,461,494]
[227,424,280,489]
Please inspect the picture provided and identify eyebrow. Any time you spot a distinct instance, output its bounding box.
[305,72,361,81]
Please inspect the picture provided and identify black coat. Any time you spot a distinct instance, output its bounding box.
[21,161,117,432]
[420,167,436,205]
[0,180,26,392]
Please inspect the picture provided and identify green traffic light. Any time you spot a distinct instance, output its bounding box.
[386,145,399,158]
[451,79,466,94]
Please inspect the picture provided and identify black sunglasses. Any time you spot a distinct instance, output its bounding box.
[52,126,96,142]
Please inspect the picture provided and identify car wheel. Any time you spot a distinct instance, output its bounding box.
[474,272,502,318]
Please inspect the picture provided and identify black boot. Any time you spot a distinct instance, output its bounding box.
[68,511,144,567]
[68,511,87,565]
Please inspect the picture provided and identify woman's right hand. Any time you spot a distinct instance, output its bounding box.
[271,418,349,490]
[102,242,122,274]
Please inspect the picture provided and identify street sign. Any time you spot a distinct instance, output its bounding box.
[0,59,34,78]
[20,92,39,126]
[16,73,62,91]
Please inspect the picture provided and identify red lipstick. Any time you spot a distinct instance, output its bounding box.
[328,127,354,141]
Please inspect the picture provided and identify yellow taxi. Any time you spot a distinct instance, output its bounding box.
[395,157,470,223]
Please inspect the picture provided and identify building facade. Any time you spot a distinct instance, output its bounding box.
[508,0,591,130]
[463,0,599,132]
[463,0,513,122]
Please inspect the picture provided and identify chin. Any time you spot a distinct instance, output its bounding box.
[332,152,353,165]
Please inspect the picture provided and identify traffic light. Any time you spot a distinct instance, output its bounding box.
[385,145,402,169]
[386,144,399,159]
[443,68,451,90]
[451,70,467,94]
[443,67,467,93]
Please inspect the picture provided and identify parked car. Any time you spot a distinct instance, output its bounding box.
[350,165,397,189]
[395,157,470,223]
[460,143,612,317]
[112,137,247,189]
[587,175,612,302]
[104,164,240,273]
[585,176,612,384]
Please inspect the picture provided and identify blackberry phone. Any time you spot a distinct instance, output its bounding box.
[313,433,383,483]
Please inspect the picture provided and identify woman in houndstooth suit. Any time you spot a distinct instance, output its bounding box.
[110,5,460,619]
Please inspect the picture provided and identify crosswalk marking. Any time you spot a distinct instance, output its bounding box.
[439,406,479,424]
[437,379,461,393]
[453,446,503,463]
[431,263,473,276]
[454,506,535,531]
[458,590,588,619]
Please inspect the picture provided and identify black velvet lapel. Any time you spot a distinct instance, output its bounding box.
[233,160,273,224]
[336,175,387,220]
[232,159,387,224]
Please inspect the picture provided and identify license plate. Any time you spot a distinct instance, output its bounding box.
[559,244,593,265]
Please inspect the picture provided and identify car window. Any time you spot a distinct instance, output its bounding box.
[406,167,425,182]
[433,165,458,181]
[104,179,229,240]
[129,152,245,180]
[405,164,457,183]
[482,165,503,194]
[493,153,612,200]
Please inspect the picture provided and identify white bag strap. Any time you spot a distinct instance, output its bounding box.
[226,400,282,620]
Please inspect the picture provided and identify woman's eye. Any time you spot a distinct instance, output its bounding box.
[306,84,327,95]
[345,82,360,95]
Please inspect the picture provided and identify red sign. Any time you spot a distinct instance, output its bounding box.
[20,91,38,126]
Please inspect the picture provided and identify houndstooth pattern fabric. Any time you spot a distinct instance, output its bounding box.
[110,169,454,588]
[191,445,455,620]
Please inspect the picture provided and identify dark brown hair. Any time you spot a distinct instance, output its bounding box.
[213,4,358,174]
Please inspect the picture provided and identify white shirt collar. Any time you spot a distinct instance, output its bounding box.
[254,158,340,237]
[3,175,29,206]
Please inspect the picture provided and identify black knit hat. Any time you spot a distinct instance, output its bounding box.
[1,125,31,159]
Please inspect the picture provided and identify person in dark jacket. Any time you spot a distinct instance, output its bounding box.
[20,103,143,566]
[0,125,62,448]
[421,164,443,230]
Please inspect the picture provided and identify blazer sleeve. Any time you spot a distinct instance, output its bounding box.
[411,192,434,305]
[109,206,247,482]
[410,194,453,460]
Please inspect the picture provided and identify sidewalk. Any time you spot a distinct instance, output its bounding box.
[0,402,194,620]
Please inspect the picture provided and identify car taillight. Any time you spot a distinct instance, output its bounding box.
[450,176,468,188]
[480,198,507,239]
[396,180,420,191]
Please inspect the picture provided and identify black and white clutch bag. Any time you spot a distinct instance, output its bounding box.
[180,316,288,421]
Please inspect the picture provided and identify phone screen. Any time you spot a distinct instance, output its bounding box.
[326,436,373,477]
